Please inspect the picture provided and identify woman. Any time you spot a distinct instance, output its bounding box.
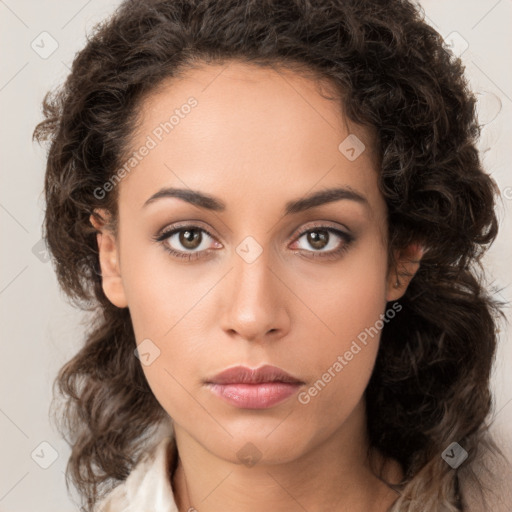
[33,0,511,510]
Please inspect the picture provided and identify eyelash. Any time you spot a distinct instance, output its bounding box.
[153,223,354,262]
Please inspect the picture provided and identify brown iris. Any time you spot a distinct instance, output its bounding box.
[180,229,202,250]
[307,230,329,250]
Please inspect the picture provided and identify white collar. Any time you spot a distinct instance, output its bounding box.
[95,435,179,512]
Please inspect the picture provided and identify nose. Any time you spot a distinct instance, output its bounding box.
[219,249,291,343]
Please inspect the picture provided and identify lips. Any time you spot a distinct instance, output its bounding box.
[205,364,303,385]
[204,365,305,409]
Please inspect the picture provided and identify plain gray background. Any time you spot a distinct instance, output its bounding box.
[1,0,511,510]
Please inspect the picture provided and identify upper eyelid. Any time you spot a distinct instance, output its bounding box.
[156,221,215,239]
[292,221,351,237]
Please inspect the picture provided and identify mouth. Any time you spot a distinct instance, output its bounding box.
[204,365,304,409]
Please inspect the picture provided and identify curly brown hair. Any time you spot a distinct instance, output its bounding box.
[33,0,508,510]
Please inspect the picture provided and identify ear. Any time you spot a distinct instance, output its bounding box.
[386,243,424,302]
[89,209,128,308]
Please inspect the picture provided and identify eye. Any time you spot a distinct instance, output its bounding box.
[290,224,354,259]
[153,224,221,261]
[153,222,354,262]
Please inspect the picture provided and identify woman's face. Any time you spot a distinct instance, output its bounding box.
[93,61,417,466]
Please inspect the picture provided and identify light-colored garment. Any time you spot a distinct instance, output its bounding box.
[95,435,179,512]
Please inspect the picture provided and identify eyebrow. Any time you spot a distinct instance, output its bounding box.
[142,186,368,215]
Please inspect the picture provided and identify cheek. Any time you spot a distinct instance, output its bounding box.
[297,239,388,411]
[118,241,219,411]
[332,268,388,345]
[118,232,210,340]
[309,235,389,350]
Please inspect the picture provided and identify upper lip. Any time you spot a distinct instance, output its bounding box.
[205,365,304,385]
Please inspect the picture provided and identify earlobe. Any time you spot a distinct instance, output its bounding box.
[89,209,128,308]
[386,243,424,302]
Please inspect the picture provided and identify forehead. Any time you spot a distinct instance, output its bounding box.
[119,61,382,214]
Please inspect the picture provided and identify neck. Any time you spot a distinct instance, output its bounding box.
[170,399,404,512]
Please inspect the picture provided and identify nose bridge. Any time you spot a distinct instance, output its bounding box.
[221,242,288,341]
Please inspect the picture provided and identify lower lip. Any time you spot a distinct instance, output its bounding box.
[206,382,302,409]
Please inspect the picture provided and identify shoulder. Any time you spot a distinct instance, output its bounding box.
[94,434,179,512]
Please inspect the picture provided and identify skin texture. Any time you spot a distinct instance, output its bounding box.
[90,61,423,512]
